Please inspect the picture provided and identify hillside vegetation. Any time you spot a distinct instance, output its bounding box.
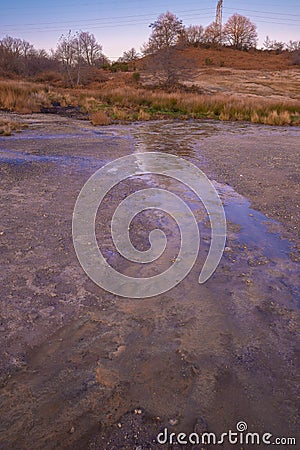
[0,41,299,126]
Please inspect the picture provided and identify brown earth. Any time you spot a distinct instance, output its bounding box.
[138,46,294,72]
[0,114,299,449]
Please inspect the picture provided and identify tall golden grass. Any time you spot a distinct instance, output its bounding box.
[90,110,111,125]
[0,80,299,126]
[0,81,51,113]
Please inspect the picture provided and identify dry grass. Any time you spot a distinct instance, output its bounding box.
[0,80,77,113]
[84,84,299,125]
[137,109,151,120]
[139,47,293,71]
[0,81,51,113]
[0,119,28,136]
[0,79,299,126]
[90,110,111,125]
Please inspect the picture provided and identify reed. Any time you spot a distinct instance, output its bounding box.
[0,80,299,126]
[90,110,112,125]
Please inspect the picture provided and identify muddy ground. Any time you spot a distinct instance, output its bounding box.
[0,113,299,449]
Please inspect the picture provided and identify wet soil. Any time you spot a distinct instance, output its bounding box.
[0,114,299,449]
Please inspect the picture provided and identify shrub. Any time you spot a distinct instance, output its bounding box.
[90,110,111,125]
[205,57,213,66]
[34,71,63,83]
[291,50,300,65]
[132,72,141,82]
[137,109,150,120]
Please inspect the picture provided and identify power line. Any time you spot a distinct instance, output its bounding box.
[1,20,298,37]
[0,8,215,28]
[2,0,299,15]
[0,12,218,33]
[1,6,299,33]
[222,13,300,23]
[223,7,300,19]
[1,0,215,12]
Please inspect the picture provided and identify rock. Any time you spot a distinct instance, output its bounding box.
[169,418,178,426]
[194,417,208,434]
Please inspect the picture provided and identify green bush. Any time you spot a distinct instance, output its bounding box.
[132,72,141,82]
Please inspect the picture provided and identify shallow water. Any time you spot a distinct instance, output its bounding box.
[0,117,299,448]
[1,120,298,301]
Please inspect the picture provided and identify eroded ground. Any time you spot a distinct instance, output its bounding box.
[0,114,299,449]
[188,68,300,100]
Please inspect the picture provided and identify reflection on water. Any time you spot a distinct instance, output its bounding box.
[1,119,298,302]
[216,182,292,260]
[0,149,103,170]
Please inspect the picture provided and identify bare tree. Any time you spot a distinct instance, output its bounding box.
[56,31,77,86]
[77,31,103,66]
[0,36,34,58]
[0,35,36,74]
[55,30,105,85]
[204,21,223,46]
[142,11,183,54]
[270,41,285,53]
[263,35,286,53]
[141,11,187,86]
[119,47,139,62]
[183,25,205,47]
[263,36,273,51]
[286,40,300,52]
[1,36,23,56]
[223,14,257,49]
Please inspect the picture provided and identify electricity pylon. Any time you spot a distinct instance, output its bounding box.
[216,0,223,43]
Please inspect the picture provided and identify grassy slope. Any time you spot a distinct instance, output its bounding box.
[0,48,299,126]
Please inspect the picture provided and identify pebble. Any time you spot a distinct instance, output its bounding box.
[169,418,178,426]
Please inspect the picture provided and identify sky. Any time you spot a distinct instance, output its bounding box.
[1,0,299,60]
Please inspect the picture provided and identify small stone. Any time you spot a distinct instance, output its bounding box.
[69,426,75,434]
[224,246,231,252]
[169,418,178,426]
[134,409,142,415]
[194,417,208,434]
[117,423,122,428]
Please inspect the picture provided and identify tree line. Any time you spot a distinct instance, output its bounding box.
[0,11,299,85]
[141,12,300,53]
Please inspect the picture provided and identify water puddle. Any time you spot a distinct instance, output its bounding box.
[0,148,103,169]
[218,182,292,260]
[1,119,298,304]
